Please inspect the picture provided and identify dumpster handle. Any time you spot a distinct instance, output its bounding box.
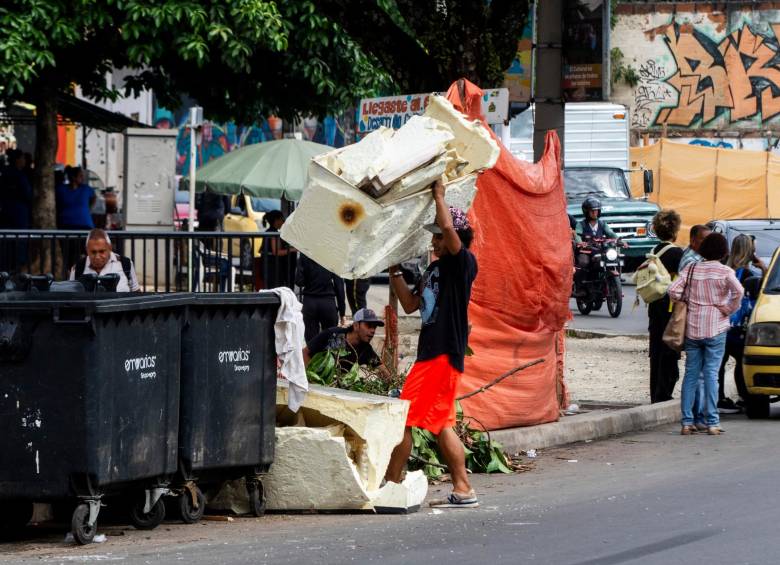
[52,308,95,333]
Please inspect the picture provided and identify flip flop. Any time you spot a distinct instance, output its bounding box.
[429,491,479,508]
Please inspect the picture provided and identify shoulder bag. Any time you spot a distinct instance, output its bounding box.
[662,264,695,352]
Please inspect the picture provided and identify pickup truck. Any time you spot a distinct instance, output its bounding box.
[565,166,659,271]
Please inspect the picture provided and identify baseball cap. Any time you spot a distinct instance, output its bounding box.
[424,206,471,234]
[353,308,385,327]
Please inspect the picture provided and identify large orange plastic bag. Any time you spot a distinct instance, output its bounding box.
[447,80,573,430]
[280,96,500,279]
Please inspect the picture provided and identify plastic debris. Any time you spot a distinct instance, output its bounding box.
[526,449,537,458]
[94,534,107,543]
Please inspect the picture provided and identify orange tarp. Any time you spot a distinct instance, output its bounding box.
[446,80,572,430]
[630,140,771,247]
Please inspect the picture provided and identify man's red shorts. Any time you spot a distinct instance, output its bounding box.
[400,354,461,434]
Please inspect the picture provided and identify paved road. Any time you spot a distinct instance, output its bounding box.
[4,414,779,564]
[568,284,648,336]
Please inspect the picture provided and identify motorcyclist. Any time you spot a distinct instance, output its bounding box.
[573,197,626,295]
[574,197,620,243]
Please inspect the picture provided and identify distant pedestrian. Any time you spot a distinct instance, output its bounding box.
[0,150,33,269]
[669,233,743,436]
[295,254,346,342]
[195,191,231,232]
[261,210,296,289]
[0,149,33,229]
[717,234,763,412]
[647,210,683,403]
[345,278,371,316]
[56,166,95,230]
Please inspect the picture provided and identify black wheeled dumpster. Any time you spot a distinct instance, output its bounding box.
[174,293,279,523]
[0,292,188,543]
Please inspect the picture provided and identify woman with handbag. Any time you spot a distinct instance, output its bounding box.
[668,233,744,436]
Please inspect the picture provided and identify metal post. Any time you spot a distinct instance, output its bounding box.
[187,107,203,291]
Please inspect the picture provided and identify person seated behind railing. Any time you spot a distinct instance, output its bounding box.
[68,228,140,292]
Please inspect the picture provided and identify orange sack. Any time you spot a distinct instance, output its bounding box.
[446,80,572,430]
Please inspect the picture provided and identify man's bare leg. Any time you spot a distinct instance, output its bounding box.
[384,427,412,483]
[436,427,472,494]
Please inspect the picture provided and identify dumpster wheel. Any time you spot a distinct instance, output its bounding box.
[179,484,205,524]
[129,493,166,530]
[71,504,96,545]
[247,479,266,517]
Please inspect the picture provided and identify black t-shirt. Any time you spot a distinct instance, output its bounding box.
[307,327,380,371]
[648,242,684,320]
[415,248,478,372]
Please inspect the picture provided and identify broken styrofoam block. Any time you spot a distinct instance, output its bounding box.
[370,470,428,514]
[280,95,500,280]
[277,381,409,493]
[264,427,373,511]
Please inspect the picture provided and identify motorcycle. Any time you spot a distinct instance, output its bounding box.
[572,237,624,318]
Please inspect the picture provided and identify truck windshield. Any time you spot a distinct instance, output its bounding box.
[564,169,630,199]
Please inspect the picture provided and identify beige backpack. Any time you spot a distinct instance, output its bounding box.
[633,244,676,304]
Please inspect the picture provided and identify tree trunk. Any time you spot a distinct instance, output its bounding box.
[33,87,58,230]
[30,87,59,274]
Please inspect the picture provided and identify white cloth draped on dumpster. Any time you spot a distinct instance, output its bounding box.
[266,287,308,411]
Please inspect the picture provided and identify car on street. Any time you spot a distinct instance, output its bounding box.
[707,219,780,265]
[743,247,780,418]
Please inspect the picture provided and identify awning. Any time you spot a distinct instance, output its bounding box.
[0,93,147,133]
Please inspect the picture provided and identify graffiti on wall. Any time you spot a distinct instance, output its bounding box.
[154,108,353,175]
[633,60,673,128]
[655,21,780,127]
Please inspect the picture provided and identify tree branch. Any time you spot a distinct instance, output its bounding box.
[456,358,545,401]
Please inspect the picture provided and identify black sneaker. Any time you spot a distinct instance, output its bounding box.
[718,398,740,414]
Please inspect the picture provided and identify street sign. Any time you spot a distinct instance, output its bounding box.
[357,88,510,135]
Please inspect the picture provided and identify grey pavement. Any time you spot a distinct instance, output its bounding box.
[568,284,648,336]
[3,413,779,564]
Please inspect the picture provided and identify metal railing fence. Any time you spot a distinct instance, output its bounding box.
[0,229,298,293]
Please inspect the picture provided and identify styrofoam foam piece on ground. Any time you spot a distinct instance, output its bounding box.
[369,470,428,513]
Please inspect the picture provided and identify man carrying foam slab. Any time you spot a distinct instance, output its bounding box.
[384,179,478,508]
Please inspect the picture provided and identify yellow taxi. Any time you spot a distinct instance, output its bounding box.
[743,248,780,418]
[223,195,274,268]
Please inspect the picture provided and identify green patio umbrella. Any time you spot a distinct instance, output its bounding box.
[192,139,332,201]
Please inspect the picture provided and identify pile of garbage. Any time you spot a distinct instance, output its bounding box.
[280,95,500,279]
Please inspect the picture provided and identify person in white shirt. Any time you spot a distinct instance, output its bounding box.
[69,229,140,292]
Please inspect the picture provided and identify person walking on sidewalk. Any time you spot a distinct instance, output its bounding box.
[384,180,478,508]
[669,233,744,436]
[295,254,346,342]
[647,210,684,403]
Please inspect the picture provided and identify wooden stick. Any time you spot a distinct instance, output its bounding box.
[202,515,234,522]
[456,358,545,401]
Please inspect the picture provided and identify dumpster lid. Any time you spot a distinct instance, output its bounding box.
[189,292,281,306]
[0,292,193,313]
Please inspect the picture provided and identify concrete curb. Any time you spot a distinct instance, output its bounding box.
[490,399,680,453]
[565,328,646,340]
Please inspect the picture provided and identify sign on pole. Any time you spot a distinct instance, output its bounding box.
[357,89,510,135]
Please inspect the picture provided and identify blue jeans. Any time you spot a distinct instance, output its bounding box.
[681,332,727,427]
[692,374,705,425]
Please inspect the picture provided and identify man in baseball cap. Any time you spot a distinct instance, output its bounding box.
[385,179,479,508]
[303,307,390,379]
